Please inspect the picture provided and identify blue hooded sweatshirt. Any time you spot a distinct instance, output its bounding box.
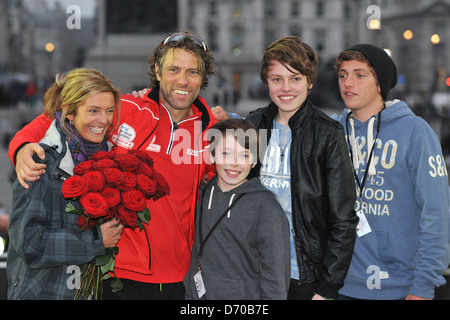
[332,100,450,299]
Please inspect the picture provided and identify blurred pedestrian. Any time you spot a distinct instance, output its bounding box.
[24,80,37,108]
[0,202,9,252]
[0,114,13,150]
[333,44,450,300]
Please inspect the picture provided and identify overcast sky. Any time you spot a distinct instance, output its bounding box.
[45,0,96,17]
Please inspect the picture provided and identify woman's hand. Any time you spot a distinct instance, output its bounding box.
[100,219,124,248]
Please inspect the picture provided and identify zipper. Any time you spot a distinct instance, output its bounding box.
[143,227,152,270]
[161,103,199,154]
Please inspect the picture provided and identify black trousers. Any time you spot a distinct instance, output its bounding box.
[102,278,185,300]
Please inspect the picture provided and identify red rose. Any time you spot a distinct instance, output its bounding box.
[135,163,154,178]
[102,167,124,187]
[114,153,140,172]
[121,190,147,212]
[136,174,156,198]
[114,205,139,230]
[83,171,106,192]
[89,150,116,161]
[93,158,118,170]
[118,172,137,191]
[80,192,109,219]
[100,187,121,208]
[62,175,90,198]
[77,214,95,230]
[153,172,170,199]
[130,150,154,167]
[73,160,95,176]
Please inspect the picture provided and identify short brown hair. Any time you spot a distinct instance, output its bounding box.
[335,50,376,78]
[260,36,318,89]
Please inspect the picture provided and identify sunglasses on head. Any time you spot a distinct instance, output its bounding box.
[162,32,207,52]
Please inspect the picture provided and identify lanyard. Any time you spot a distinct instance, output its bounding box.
[345,109,383,198]
[197,191,245,271]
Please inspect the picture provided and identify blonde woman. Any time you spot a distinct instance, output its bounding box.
[7,68,124,300]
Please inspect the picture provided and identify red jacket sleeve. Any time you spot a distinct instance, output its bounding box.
[8,114,52,164]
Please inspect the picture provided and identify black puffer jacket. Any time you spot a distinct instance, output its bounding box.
[246,99,358,299]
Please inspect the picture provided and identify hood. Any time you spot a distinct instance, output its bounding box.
[40,120,75,175]
[203,176,271,218]
[340,99,412,125]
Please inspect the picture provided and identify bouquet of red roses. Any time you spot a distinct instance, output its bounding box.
[62,149,169,300]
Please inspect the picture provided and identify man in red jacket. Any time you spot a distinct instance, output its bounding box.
[9,31,217,299]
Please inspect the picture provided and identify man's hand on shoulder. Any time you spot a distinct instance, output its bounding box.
[15,143,46,189]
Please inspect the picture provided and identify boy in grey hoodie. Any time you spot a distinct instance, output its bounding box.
[183,119,290,300]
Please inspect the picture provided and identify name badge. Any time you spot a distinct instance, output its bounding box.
[356,210,372,237]
[194,271,206,298]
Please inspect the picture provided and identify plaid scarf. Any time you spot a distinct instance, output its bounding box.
[55,112,109,165]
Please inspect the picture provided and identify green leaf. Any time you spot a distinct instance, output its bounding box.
[95,253,112,266]
[144,207,151,221]
[110,278,123,293]
[103,273,112,280]
[65,202,81,214]
[138,208,151,224]
[100,257,115,274]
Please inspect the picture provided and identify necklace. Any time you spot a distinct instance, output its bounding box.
[274,120,292,161]
[280,138,291,160]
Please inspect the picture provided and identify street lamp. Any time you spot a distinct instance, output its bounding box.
[45,42,55,77]
[369,18,381,30]
[403,30,413,40]
[45,42,55,53]
[431,34,440,45]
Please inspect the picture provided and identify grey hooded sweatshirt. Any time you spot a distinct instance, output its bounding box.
[184,176,290,300]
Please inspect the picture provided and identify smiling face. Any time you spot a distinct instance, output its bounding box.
[66,91,115,143]
[155,48,203,122]
[338,60,384,122]
[212,133,255,192]
[266,60,313,124]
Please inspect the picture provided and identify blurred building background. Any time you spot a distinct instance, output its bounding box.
[0,0,448,193]
[1,0,449,108]
[0,0,448,169]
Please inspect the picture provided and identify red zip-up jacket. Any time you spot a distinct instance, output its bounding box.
[9,88,217,284]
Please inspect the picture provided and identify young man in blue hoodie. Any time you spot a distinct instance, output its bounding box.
[333,44,450,300]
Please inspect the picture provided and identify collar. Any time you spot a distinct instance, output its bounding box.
[146,87,212,132]
[263,97,312,129]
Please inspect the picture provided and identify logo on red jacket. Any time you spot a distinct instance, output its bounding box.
[146,135,161,153]
[112,123,136,149]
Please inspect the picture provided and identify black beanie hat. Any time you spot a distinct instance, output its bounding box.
[347,44,398,100]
